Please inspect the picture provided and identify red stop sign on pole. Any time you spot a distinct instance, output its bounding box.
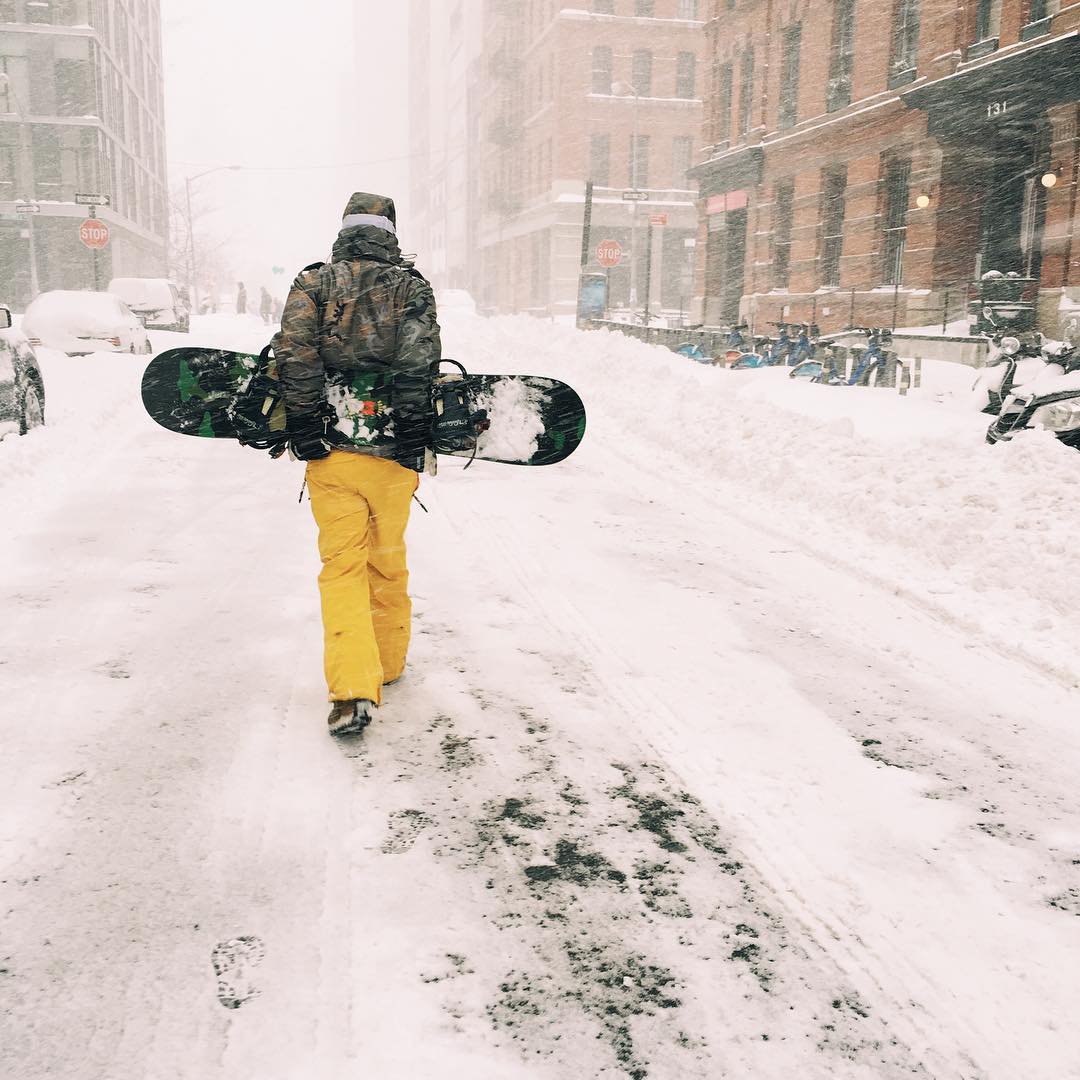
[79,218,110,249]
[596,239,622,268]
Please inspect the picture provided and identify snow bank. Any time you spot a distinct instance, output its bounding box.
[440,311,1080,685]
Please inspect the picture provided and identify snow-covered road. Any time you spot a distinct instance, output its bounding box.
[1,313,1078,1080]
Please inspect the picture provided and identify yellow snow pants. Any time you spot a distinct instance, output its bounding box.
[305,451,418,705]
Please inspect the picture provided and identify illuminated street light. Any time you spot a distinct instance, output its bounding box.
[1041,169,1060,190]
[915,192,931,209]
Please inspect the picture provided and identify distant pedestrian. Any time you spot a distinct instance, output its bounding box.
[260,286,272,324]
[272,296,283,324]
[236,282,247,315]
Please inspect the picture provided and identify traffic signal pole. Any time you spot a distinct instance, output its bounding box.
[577,180,595,327]
[642,221,653,328]
[89,205,100,291]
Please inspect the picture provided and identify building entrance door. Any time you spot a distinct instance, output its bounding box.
[721,208,747,324]
[977,126,1046,280]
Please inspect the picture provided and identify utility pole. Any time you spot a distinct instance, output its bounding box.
[642,221,654,329]
[25,205,40,298]
[629,88,641,311]
[89,205,100,291]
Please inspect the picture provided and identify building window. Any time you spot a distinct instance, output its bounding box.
[828,0,856,112]
[881,157,911,285]
[0,1,16,21]
[710,60,732,144]
[0,140,15,197]
[0,54,13,113]
[772,181,794,289]
[677,0,698,17]
[778,24,801,130]
[591,46,612,94]
[629,133,649,188]
[590,133,610,186]
[737,48,754,135]
[632,49,652,96]
[975,0,1001,39]
[56,58,94,116]
[1022,0,1057,37]
[820,167,847,286]
[676,51,696,99]
[591,0,614,13]
[672,135,692,188]
[635,0,654,15]
[31,124,62,197]
[889,0,920,87]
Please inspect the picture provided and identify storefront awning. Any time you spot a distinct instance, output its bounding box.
[902,32,1080,140]
[687,146,763,197]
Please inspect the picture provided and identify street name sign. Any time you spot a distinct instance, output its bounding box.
[15,204,40,214]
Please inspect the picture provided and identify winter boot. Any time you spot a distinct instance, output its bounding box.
[327,698,375,737]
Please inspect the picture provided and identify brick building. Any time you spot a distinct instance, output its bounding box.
[691,0,1080,335]
[0,0,168,308]
[473,0,706,318]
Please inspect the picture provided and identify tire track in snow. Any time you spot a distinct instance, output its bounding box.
[474,506,950,1077]
[371,492,936,1080]
[442,446,1078,1080]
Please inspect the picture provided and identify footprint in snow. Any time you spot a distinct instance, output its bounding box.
[211,935,265,1010]
[382,809,432,854]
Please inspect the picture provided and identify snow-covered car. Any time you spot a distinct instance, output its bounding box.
[108,277,190,333]
[435,288,478,316]
[0,305,45,437]
[22,291,151,355]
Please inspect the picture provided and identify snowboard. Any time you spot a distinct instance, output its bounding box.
[140,347,586,466]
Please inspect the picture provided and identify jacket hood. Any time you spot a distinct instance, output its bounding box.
[331,224,403,265]
[340,192,397,235]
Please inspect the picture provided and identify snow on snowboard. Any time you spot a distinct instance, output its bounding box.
[140,347,586,466]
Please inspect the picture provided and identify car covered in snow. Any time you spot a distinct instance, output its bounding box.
[22,290,151,356]
[435,288,478,316]
[108,276,190,333]
[0,305,45,437]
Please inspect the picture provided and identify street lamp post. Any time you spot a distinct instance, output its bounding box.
[1,72,41,303]
[613,80,642,312]
[184,164,242,314]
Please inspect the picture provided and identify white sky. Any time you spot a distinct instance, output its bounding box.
[161,0,412,300]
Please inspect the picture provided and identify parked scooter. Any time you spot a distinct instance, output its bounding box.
[969,330,1052,414]
[986,340,1080,449]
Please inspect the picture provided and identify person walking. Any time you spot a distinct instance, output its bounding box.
[259,286,272,324]
[236,281,247,315]
[272,192,440,737]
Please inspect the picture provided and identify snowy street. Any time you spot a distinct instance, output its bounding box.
[2,312,1079,1080]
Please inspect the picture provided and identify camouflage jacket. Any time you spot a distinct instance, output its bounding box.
[271,225,441,466]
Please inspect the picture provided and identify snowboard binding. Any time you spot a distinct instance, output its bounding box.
[432,358,490,468]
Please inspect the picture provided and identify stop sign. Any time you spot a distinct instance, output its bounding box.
[596,239,622,268]
[79,218,110,249]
